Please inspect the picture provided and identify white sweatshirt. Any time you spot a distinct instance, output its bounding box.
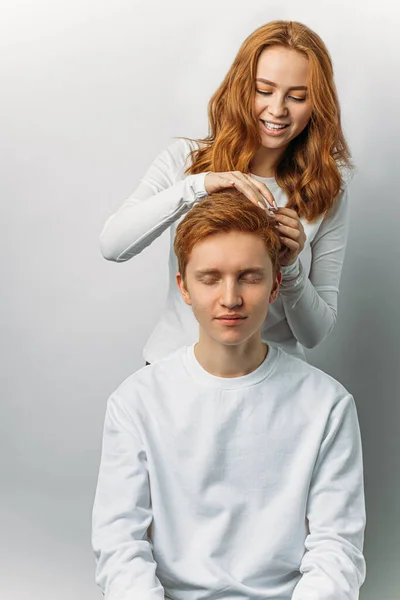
[100,139,349,363]
[92,345,366,600]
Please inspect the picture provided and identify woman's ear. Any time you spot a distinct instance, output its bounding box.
[176,272,192,306]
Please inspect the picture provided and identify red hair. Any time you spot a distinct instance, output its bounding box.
[174,190,280,280]
[186,20,351,221]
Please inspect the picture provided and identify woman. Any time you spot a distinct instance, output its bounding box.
[100,20,352,363]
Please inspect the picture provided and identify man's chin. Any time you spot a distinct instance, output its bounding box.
[210,329,250,347]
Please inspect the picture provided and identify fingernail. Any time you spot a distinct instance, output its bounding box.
[260,194,271,206]
[257,201,267,211]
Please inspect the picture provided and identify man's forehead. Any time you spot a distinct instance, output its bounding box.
[190,231,269,256]
[185,231,274,275]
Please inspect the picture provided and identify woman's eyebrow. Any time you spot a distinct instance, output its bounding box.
[256,78,307,91]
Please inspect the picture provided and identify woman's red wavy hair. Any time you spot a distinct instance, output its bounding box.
[186,20,352,221]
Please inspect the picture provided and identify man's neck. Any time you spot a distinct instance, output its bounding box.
[194,334,268,378]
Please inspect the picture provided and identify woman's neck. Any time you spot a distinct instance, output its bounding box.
[250,145,287,178]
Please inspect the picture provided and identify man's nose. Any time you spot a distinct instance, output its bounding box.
[220,281,243,308]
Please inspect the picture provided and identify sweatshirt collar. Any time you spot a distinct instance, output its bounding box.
[184,344,279,389]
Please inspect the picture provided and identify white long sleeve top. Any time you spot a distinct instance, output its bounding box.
[100,139,349,362]
[92,345,366,600]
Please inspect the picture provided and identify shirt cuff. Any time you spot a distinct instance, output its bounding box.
[186,173,209,206]
[280,258,301,281]
[279,259,307,295]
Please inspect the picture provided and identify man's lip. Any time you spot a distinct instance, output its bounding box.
[216,315,246,319]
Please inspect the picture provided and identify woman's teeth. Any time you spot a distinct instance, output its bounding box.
[263,121,287,130]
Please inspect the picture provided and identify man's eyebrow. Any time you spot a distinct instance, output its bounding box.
[256,78,308,91]
[238,267,266,274]
[194,269,221,276]
[194,267,266,276]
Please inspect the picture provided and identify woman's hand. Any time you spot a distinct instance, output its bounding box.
[204,171,277,211]
[272,208,306,266]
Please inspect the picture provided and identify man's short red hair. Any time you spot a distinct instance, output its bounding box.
[174,190,281,281]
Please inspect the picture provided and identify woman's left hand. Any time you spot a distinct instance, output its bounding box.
[272,208,307,266]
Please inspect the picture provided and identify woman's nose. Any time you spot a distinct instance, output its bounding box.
[267,96,288,118]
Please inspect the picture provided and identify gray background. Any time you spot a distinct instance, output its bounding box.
[1,0,399,598]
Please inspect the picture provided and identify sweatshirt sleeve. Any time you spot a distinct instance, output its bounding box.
[100,138,209,262]
[92,394,165,600]
[291,394,366,600]
[279,187,349,349]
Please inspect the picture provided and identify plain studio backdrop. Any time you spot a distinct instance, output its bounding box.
[1,1,399,598]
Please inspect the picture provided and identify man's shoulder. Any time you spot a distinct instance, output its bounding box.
[274,348,351,405]
[111,346,187,405]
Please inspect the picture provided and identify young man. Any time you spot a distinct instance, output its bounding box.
[92,191,366,600]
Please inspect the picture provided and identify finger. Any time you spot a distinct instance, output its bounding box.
[276,224,301,241]
[273,214,300,229]
[279,236,299,251]
[274,207,298,218]
[236,173,269,207]
[247,176,277,208]
[245,175,277,209]
[224,174,241,190]
[238,173,278,213]
[230,173,270,210]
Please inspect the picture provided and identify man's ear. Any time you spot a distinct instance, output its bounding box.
[269,270,282,303]
[176,272,192,306]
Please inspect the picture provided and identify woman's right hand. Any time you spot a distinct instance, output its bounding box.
[204,171,277,211]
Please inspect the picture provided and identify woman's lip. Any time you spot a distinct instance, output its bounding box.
[260,121,289,136]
